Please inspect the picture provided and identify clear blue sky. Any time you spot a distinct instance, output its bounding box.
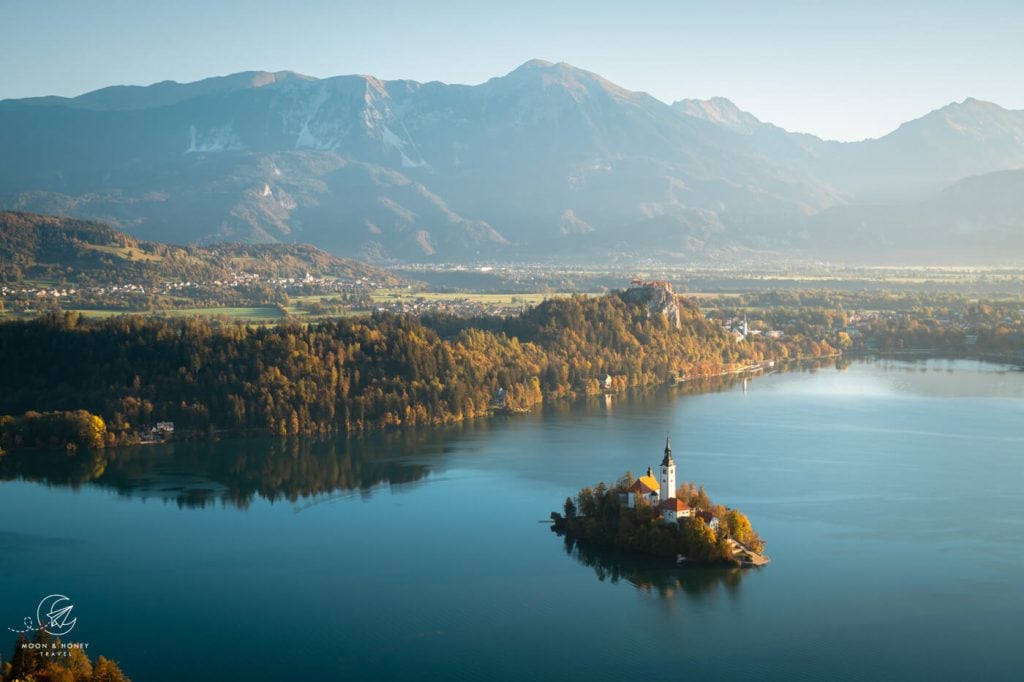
[2,0,1022,141]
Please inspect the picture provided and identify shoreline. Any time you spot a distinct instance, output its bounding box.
[5,352,1019,458]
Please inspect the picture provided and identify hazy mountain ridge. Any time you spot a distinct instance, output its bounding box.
[2,61,1023,263]
[804,169,1024,262]
[675,95,1024,202]
[817,98,1024,202]
[13,71,316,112]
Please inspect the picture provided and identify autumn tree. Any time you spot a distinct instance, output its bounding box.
[723,509,764,552]
[563,497,576,518]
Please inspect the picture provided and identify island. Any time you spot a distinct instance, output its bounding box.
[551,437,769,567]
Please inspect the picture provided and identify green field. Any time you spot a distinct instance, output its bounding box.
[1,291,586,324]
[81,243,164,262]
[1,306,288,322]
[159,307,286,320]
[368,289,584,305]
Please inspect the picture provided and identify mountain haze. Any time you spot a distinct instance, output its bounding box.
[2,61,1023,264]
[804,169,1024,262]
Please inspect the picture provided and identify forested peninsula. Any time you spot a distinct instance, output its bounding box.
[0,290,836,453]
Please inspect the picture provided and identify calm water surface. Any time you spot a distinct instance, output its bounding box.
[1,359,1023,680]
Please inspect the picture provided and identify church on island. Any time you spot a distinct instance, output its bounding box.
[623,436,692,523]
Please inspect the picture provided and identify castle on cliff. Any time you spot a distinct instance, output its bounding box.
[622,279,682,329]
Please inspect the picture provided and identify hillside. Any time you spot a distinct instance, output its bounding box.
[2,62,1023,263]
[0,211,398,285]
[0,289,836,449]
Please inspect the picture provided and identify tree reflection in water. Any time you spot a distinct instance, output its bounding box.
[0,427,473,509]
[0,360,836,509]
[561,535,745,600]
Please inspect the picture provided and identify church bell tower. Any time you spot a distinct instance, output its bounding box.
[660,435,676,501]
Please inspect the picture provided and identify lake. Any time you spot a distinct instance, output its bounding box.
[2,358,1023,680]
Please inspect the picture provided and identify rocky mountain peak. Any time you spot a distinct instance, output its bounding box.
[673,96,763,134]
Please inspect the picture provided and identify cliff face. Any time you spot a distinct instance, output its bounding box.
[620,282,682,329]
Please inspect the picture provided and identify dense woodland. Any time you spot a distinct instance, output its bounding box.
[850,303,1024,355]
[0,291,840,453]
[5,282,1018,455]
[712,291,1024,359]
[551,472,763,564]
[0,377,776,505]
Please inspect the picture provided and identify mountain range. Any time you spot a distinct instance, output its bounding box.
[2,59,1023,264]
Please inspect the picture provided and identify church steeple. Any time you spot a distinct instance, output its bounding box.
[659,435,676,501]
[661,435,674,467]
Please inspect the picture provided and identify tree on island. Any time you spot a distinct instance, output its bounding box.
[563,497,576,518]
[551,473,764,564]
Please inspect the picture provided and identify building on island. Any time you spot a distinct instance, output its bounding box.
[659,436,675,502]
[623,436,696,524]
[695,510,719,532]
[659,497,691,522]
[625,467,660,508]
[657,436,693,523]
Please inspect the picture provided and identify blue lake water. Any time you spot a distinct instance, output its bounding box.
[2,358,1023,680]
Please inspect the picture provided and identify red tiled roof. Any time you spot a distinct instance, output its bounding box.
[658,497,689,512]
